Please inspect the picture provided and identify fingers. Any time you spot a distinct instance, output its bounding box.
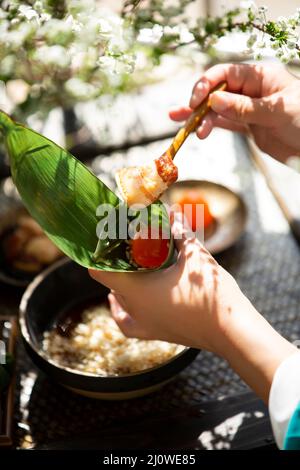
[170,108,219,139]
[88,269,135,294]
[110,290,127,310]
[196,113,248,137]
[195,110,215,139]
[108,293,144,339]
[171,208,219,270]
[170,106,248,139]
[194,109,248,140]
[169,106,193,122]
[171,210,191,252]
[171,211,205,259]
[213,115,248,134]
[210,91,274,126]
[190,63,240,108]
[173,63,273,136]
[189,63,265,109]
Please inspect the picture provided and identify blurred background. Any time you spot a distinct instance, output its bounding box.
[105,1,300,18]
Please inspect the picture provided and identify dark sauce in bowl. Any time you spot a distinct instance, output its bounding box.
[55,297,108,338]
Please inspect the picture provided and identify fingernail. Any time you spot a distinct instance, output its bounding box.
[196,82,205,94]
[116,310,128,322]
[210,91,229,112]
[196,122,206,139]
[117,311,135,329]
[190,83,205,107]
[199,118,207,129]
[189,94,197,107]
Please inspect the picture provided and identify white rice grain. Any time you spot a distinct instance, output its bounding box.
[42,304,184,376]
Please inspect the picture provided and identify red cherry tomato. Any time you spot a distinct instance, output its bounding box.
[177,190,214,231]
[130,227,170,269]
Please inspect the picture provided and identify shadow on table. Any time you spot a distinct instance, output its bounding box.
[24,373,274,450]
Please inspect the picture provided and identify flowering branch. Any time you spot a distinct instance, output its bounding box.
[0,0,136,115]
[1,0,300,121]
[125,1,300,63]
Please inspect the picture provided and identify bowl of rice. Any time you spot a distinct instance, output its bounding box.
[19,259,199,399]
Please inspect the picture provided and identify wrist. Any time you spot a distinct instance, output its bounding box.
[216,293,297,403]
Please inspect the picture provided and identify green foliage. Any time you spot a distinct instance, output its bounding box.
[125,1,300,64]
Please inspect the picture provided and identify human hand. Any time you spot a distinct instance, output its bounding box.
[89,224,246,354]
[170,63,300,162]
[89,221,297,402]
[89,218,275,360]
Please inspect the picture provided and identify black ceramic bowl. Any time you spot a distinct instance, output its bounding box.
[19,258,199,400]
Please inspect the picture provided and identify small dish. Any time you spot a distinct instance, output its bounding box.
[164,180,247,254]
[0,181,64,287]
[0,201,31,287]
[19,258,199,400]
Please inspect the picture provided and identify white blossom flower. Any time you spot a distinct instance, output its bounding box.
[1,0,300,113]
[246,33,257,48]
[0,55,15,77]
[18,5,39,21]
[270,41,280,50]
[71,48,98,71]
[280,54,290,64]
[10,17,20,26]
[39,18,74,45]
[114,60,132,75]
[6,79,30,104]
[34,45,70,68]
[97,18,113,36]
[65,14,82,33]
[256,40,266,49]
[275,49,284,59]
[0,9,7,20]
[138,25,164,44]
[277,16,288,30]
[258,6,268,14]
[287,50,297,61]
[253,51,262,60]
[287,39,297,49]
[6,23,34,49]
[0,19,9,38]
[33,1,43,12]
[40,12,51,23]
[97,55,117,73]
[65,77,97,100]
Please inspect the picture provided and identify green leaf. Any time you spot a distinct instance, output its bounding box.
[0,110,175,272]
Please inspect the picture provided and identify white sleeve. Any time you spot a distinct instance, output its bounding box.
[269,351,300,449]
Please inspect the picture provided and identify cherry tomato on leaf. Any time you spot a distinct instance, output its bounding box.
[130,227,170,269]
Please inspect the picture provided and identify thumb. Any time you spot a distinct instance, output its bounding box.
[171,209,194,252]
[171,210,204,255]
[88,269,135,294]
[210,91,273,126]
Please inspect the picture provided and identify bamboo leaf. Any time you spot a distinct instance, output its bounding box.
[0,111,175,272]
